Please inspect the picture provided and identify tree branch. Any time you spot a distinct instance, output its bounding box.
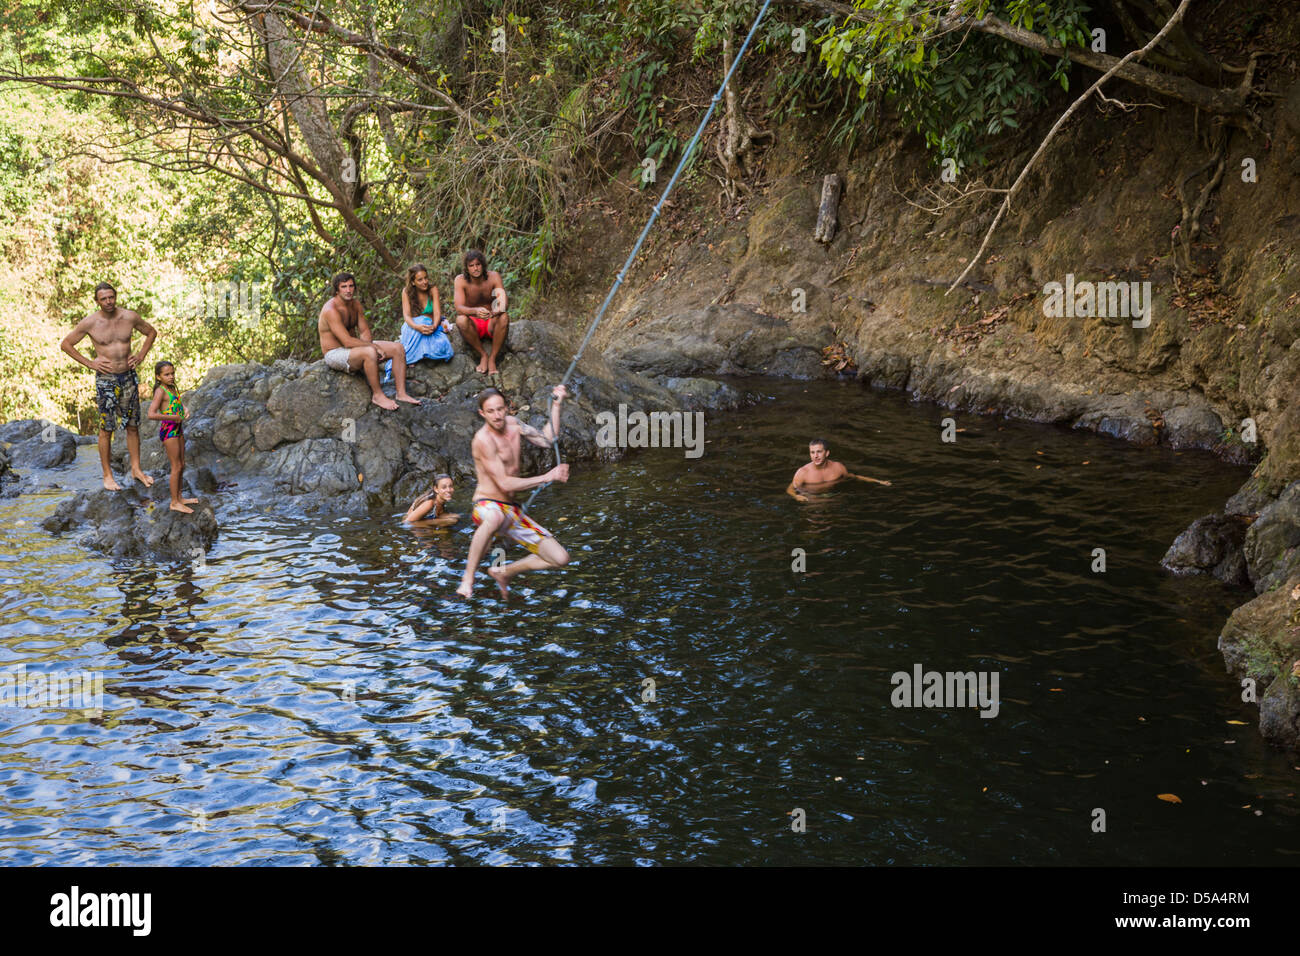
[946,0,1195,294]
[792,0,1249,116]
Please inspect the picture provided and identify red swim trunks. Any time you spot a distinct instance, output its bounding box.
[472,316,492,339]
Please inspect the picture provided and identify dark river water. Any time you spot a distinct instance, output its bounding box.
[2,379,1298,865]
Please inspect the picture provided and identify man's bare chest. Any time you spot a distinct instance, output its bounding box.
[88,316,135,348]
[489,431,521,473]
[463,279,493,307]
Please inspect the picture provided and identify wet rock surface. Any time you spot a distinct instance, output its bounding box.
[40,479,217,562]
[1161,513,1252,587]
[1,419,80,472]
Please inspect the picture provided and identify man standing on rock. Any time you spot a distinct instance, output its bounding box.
[319,272,421,410]
[60,282,156,491]
[457,385,571,600]
[453,251,510,376]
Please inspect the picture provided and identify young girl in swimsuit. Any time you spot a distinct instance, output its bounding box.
[404,474,460,527]
[147,361,198,514]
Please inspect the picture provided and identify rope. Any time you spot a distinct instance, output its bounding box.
[524,0,774,510]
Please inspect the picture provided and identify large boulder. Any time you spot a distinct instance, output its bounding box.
[0,418,80,446]
[1242,481,1300,593]
[0,419,46,443]
[658,377,744,412]
[163,319,728,513]
[41,482,218,561]
[1160,513,1251,587]
[1218,581,1300,753]
[8,431,77,469]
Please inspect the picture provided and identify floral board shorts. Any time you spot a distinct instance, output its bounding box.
[95,370,141,432]
[471,498,553,554]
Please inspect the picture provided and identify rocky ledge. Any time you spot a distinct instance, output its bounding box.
[24,320,755,544]
[163,319,748,516]
[1163,473,1300,753]
[41,480,218,561]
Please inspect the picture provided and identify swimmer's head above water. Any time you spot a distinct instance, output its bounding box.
[808,437,829,466]
[414,473,454,508]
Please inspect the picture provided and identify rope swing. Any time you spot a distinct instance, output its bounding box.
[525,0,775,510]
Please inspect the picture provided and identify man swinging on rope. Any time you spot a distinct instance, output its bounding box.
[456,385,571,599]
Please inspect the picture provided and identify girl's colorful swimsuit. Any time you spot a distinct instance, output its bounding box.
[158,386,183,442]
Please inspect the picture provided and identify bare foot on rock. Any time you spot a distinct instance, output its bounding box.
[396,393,423,406]
[169,502,194,514]
[475,358,488,375]
[182,497,200,505]
[132,470,155,487]
[455,580,473,599]
[103,474,122,491]
[371,393,398,411]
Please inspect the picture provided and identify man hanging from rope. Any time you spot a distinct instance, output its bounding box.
[456,385,571,600]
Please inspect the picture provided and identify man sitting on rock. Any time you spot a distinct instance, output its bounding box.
[319,272,421,410]
[60,282,157,491]
[453,250,510,376]
[787,437,892,501]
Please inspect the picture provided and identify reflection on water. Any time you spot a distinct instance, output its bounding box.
[1,380,1297,865]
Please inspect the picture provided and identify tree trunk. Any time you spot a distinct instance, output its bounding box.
[814,174,842,243]
[260,11,357,208]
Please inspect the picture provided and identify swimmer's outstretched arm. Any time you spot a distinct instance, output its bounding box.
[848,471,892,486]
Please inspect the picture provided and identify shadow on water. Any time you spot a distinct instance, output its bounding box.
[0,378,1297,865]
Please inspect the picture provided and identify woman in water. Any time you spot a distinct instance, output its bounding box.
[146,361,198,513]
[400,263,454,369]
[404,474,460,528]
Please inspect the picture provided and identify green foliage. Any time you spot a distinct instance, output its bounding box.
[619,55,680,174]
[0,0,1106,429]
[818,0,1091,168]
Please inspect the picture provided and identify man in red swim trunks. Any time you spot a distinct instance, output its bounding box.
[456,385,570,599]
[452,249,509,376]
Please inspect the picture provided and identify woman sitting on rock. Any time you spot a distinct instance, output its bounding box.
[399,263,454,370]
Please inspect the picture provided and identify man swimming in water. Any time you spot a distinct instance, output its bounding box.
[787,437,892,501]
[456,385,571,599]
